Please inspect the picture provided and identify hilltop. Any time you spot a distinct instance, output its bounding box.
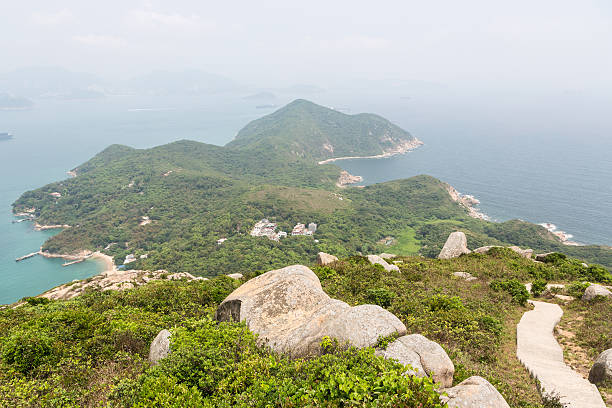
[12,99,612,275]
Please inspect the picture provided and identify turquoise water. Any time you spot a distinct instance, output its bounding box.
[1,90,611,304]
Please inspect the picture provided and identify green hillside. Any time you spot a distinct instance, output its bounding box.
[12,100,612,274]
[227,99,418,161]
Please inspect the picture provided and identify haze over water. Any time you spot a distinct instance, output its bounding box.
[1,89,611,304]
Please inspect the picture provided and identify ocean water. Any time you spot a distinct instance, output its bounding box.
[1,90,610,304]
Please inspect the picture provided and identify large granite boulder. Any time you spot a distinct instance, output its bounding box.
[226,273,243,280]
[367,255,400,272]
[316,252,338,266]
[215,265,406,357]
[582,284,612,301]
[149,329,171,365]
[440,376,510,408]
[376,334,454,387]
[438,232,471,259]
[589,348,612,384]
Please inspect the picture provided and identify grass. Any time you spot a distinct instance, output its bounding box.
[386,226,421,255]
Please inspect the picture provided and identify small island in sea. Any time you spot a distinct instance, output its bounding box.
[0,132,13,141]
[0,93,33,110]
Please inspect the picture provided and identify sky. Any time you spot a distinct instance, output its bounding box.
[2,0,612,90]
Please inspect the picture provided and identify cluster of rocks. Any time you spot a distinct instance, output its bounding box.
[437,231,545,261]
[316,251,400,272]
[149,264,510,407]
[40,269,207,301]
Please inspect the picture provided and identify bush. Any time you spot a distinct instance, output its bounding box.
[1,329,55,374]
[490,279,529,306]
[366,288,396,307]
[567,281,590,298]
[531,279,548,297]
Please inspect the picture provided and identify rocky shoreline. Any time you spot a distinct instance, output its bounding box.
[445,184,490,221]
[336,170,363,188]
[539,223,584,246]
[318,138,423,165]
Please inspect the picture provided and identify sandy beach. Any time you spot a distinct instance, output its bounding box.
[318,139,423,165]
[90,251,117,274]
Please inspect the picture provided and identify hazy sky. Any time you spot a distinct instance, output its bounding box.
[2,0,611,89]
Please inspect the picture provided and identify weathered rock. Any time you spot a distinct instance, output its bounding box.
[367,254,400,272]
[316,252,338,266]
[379,253,397,260]
[535,252,555,262]
[473,245,499,254]
[227,273,243,280]
[508,246,534,259]
[582,284,612,301]
[589,349,612,384]
[376,334,454,387]
[581,263,589,268]
[438,232,471,259]
[215,265,406,357]
[452,271,477,281]
[440,376,510,408]
[149,329,171,365]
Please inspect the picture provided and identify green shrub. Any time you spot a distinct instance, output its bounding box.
[490,279,529,306]
[531,279,548,297]
[22,297,51,306]
[366,288,396,307]
[427,294,465,312]
[1,329,55,374]
[567,281,590,298]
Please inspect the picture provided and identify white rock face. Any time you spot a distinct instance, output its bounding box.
[367,254,400,272]
[438,232,471,259]
[215,265,406,357]
[379,253,397,260]
[440,376,510,408]
[149,329,171,365]
[376,334,454,387]
[582,284,612,301]
[316,252,338,266]
[474,245,533,259]
[452,272,477,282]
[226,273,244,280]
[589,348,612,384]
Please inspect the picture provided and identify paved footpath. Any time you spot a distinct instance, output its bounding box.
[517,300,605,408]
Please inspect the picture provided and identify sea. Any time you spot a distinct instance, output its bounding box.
[1,88,611,304]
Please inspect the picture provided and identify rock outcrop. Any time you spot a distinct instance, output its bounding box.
[452,272,477,282]
[316,252,338,266]
[474,245,533,259]
[589,349,612,384]
[367,255,400,272]
[535,252,555,262]
[149,329,171,365]
[215,265,406,357]
[438,232,471,259]
[440,376,510,408]
[582,284,612,301]
[227,273,244,280]
[379,253,397,260]
[376,334,454,387]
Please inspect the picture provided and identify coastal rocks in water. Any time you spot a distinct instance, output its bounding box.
[226,273,244,280]
[582,284,612,301]
[440,376,510,408]
[149,329,171,365]
[316,252,338,266]
[589,349,612,384]
[336,170,363,188]
[453,272,477,282]
[379,253,397,260]
[376,334,454,387]
[438,232,471,259]
[367,254,400,272]
[215,265,406,357]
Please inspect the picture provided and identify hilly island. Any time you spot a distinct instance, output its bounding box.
[2,99,612,408]
[12,99,612,274]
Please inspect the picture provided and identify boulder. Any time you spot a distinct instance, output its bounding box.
[376,334,454,387]
[535,252,555,262]
[589,348,612,384]
[379,253,397,260]
[215,265,406,357]
[149,329,171,365]
[473,245,498,254]
[438,232,471,259]
[227,273,243,280]
[452,272,477,282]
[316,252,338,266]
[581,263,589,268]
[367,255,400,272]
[582,284,612,301]
[440,376,510,408]
[508,246,534,259]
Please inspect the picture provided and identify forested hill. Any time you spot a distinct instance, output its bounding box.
[226,99,419,161]
[12,100,612,274]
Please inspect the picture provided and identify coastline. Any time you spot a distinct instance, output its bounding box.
[34,222,71,231]
[445,184,490,221]
[318,138,424,165]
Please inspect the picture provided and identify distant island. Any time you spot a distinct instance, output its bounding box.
[0,133,13,141]
[0,93,33,110]
[13,99,612,275]
[243,91,276,100]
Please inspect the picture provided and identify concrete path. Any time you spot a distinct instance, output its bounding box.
[517,300,605,407]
